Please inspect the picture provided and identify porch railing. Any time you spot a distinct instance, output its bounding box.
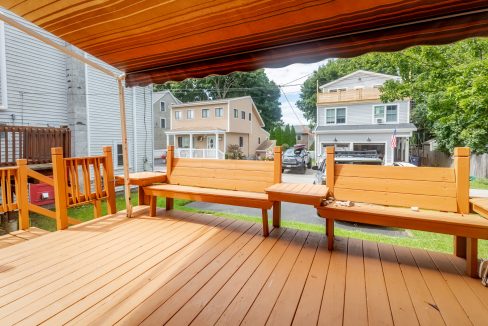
[174,148,225,159]
[0,125,71,167]
[0,146,116,231]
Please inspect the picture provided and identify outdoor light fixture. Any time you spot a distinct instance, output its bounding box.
[334,137,337,142]
[367,137,371,142]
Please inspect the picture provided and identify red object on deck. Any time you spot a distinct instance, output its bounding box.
[29,183,55,206]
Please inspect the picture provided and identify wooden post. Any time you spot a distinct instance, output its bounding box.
[16,159,29,230]
[51,147,68,230]
[103,146,117,214]
[273,146,282,184]
[272,146,282,228]
[166,145,174,182]
[117,76,132,218]
[261,209,269,237]
[453,147,470,258]
[466,238,478,278]
[326,146,335,192]
[93,200,102,218]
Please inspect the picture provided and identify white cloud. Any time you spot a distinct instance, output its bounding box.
[265,59,328,125]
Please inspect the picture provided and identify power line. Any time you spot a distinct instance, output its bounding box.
[279,86,307,126]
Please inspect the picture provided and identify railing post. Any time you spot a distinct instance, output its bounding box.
[273,146,282,184]
[453,147,470,260]
[51,147,68,230]
[167,145,174,181]
[16,159,30,230]
[103,146,117,214]
[326,146,335,193]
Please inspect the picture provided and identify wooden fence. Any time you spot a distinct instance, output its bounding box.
[0,126,71,166]
[0,146,116,231]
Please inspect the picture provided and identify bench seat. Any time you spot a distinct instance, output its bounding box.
[144,184,272,209]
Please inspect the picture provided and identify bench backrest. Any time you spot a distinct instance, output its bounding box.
[166,146,282,193]
[325,146,470,213]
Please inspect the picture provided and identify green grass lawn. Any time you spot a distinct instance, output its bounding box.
[29,193,488,259]
[471,177,488,190]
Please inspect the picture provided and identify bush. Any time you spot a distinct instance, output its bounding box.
[227,144,244,160]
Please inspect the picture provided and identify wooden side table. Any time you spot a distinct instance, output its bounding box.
[115,172,167,205]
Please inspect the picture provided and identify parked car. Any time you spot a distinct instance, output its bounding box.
[312,150,382,185]
[282,145,311,173]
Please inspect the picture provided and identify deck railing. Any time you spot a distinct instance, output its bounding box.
[1,146,117,231]
[317,88,381,104]
[0,125,71,167]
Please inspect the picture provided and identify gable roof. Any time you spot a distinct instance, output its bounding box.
[152,90,181,105]
[3,2,488,87]
[172,96,266,127]
[319,70,401,90]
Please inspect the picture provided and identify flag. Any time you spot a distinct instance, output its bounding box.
[391,129,397,149]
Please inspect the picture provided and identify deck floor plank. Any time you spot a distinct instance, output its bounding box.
[0,209,486,326]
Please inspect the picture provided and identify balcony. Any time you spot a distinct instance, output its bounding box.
[317,88,381,104]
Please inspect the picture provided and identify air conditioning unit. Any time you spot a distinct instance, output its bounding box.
[376,118,384,124]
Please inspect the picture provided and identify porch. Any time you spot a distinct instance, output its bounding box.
[0,207,486,325]
[166,129,226,159]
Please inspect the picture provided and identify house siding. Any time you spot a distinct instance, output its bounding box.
[153,92,179,150]
[228,97,253,134]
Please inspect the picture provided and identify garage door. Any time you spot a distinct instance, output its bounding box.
[353,143,386,161]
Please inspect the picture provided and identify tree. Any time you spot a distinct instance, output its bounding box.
[283,125,291,147]
[155,69,282,130]
[274,126,283,146]
[290,126,297,146]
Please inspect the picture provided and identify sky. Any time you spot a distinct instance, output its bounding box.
[264,59,328,126]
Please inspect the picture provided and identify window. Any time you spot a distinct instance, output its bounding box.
[116,144,123,166]
[373,104,397,123]
[187,109,194,119]
[160,102,165,112]
[297,135,302,141]
[249,113,251,121]
[177,136,183,148]
[239,136,244,147]
[215,108,223,117]
[328,88,347,93]
[241,111,245,119]
[234,109,239,118]
[258,137,261,144]
[175,111,181,120]
[202,109,209,118]
[325,108,346,124]
[177,136,190,148]
[160,118,166,128]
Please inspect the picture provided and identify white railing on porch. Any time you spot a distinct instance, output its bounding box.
[174,148,225,159]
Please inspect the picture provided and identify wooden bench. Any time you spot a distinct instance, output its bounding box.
[317,146,488,277]
[143,146,282,236]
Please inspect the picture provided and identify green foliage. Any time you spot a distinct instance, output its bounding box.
[226,144,244,160]
[290,126,297,146]
[298,38,488,154]
[154,70,282,130]
[283,125,291,146]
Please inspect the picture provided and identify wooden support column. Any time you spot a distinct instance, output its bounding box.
[51,147,68,230]
[272,201,281,228]
[93,200,102,218]
[16,159,29,230]
[165,145,174,211]
[103,146,117,214]
[325,146,335,191]
[466,238,478,278]
[453,147,470,258]
[117,76,132,218]
[272,146,282,228]
[261,209,269,237]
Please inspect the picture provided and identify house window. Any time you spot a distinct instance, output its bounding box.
[258,137,261,144]
[325,108,346,124]
[239,136,244,147]
[177,136,190,148]
[116,144,124,166]
[187,109,194,119]
[373,104,397,123]
[328,88,347,93]
[234,109,239,118]
[249,113,251,121]
[175,111,181,120]
[160,102,165,112]
[202,109,209,118]
[297,135,302,141]
[160,118,166,128]
[215,108,223,117]
[241,111,246,119]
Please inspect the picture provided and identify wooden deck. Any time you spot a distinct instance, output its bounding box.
[0,208,487,325]
[0,227,49,249]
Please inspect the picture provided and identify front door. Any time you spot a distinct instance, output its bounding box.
[207,136,215,149]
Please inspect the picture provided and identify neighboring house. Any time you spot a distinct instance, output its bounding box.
[293,125,313,149]
[167,96,269,159]
[152,90,181,154]
[314,70,416,164]
[0,9,153,172]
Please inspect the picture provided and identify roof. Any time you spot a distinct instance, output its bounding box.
[167,127,226,134]
[315,123,417,133]
[152,91,181,105]
[255,139,276,152]
[319,70,401,90]
[172,96,266,128]
[293,125,312,134]
[3,1,488,87]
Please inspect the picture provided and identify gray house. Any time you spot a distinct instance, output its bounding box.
[314,70,416,164]
[152,91,181,154]
[0,9,153,172]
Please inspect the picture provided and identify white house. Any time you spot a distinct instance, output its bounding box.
[0,8,153,172]
[314,70,416,164]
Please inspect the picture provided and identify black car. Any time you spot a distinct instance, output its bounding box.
[282,146,311,173]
